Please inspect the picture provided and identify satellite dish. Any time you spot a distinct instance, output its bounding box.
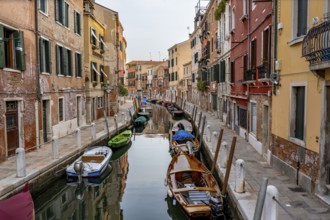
[270,73,280,85]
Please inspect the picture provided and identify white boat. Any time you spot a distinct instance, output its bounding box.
[66,146,112,178]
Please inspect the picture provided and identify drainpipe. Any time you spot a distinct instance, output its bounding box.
[273,0,278,96]
[35,0,41,148]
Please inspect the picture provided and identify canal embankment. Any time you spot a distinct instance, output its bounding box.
[0,101,134,200]
[176,99,330,220]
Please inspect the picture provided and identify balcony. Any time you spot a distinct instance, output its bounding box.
[244,69,256,82]
[302,19,330,78]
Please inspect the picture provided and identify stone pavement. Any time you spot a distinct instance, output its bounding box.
[0,100,134,200]
[181,102,330,220]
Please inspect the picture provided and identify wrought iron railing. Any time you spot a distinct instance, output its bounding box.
[302,19,330,67]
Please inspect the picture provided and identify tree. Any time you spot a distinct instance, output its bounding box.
[118,83,128,96]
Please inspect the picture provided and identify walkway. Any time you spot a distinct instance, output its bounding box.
[0,100,134,199]
[181,101,330,220]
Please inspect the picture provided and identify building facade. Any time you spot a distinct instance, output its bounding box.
[0,0,36,159]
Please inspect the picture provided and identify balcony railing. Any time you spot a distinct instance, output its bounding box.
[302,19,330,76]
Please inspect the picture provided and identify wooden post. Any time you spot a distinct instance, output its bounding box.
[198,115,206,152]
[211,129,224,173]
[191,106,196,123]
[197,112,202,137]
[221,136,237,195]
[193,107,198,126]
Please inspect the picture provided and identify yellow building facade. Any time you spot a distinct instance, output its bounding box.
[83,0,106,123]
[272,0,330,194]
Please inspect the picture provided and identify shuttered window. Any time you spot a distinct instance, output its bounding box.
[74,11,81,35]
[66,49,72,76]
[55,0,69,27]
[297,1,308,37]
[0,25,25,71]
[75,52,82,77]
[58,98,64,121]
[40,38,51,73]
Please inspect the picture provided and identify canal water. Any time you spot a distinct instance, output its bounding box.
[33,104,235,220]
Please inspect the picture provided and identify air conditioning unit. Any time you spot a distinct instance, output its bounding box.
[275,60,281,71]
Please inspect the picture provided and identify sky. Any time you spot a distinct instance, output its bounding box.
[96,0,199,62]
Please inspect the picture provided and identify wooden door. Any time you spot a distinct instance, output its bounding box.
[6,101,19,156]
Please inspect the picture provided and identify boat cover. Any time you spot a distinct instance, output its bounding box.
[0,183,34,220]
[172,130,195,141]
[135,116,147,123]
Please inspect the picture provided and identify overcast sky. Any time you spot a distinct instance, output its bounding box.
[96,0,199,62]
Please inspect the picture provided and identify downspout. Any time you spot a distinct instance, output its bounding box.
[35,0,41,148]
[273,0,278,96]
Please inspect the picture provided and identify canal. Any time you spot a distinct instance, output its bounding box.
[32,105,235,220]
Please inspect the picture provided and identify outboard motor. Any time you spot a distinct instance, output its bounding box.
[74,161,84,183]
[209,196,224,220]
[177,122,185,131]
[186,141,194,155]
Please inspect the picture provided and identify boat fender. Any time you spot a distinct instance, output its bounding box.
[164,178,168,187]
[167,189,173,197]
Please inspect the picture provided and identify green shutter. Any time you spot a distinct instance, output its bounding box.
[62,47,67,75]
[39,38,44,72]
[47,41,51,73]
[56,45,60,75]
[55,0,59,21]
[14,31,25,71]
[0,25,5,68]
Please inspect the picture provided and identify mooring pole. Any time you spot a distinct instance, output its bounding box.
[221,136,237,195]
[197,112,202,137]
[253,177,269,220]
[198,115,207,151]
[191,106,196,124]
[211,129,224,173]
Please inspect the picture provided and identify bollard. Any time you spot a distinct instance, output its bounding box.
[262,185,278,220]
[235,159,245,193]
[211,131,218,152]
[16,148,26,177]
[76,128,81,148]
[206,125,211,142]
[91,123,96,140]
[219,141,229,168]
[52,136,59,159]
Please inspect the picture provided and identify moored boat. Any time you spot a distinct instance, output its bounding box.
[134,116,148,127]
[171,119,193,135]
[108,130,132,149]
[166,152,224,219]
[170,130,199,155]
[66,146,112,178]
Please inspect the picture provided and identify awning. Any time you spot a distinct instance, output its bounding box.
[92,63,101,76]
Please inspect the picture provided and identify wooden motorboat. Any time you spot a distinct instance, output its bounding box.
[166,152,224,218]
[171,119,193,135]
[66,146,112,178]
[0,183,34,220]
[108,130,132,149]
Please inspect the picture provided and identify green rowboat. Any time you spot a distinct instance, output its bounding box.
[108,130,132,149]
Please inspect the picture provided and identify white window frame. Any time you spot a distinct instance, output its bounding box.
[289,82,307,146]
[39,0,48,15]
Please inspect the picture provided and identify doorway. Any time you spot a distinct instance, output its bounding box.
[6,101,19,156]
[77,96,81,127]
[92,97,96,121]
[42,100,50,143]
[263,105,269,157]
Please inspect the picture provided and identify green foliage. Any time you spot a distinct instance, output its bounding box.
[197,80,207,92]
[214,0,228,21]
[118,83,128,96]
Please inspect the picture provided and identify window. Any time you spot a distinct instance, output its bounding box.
[290,85,306,141]
[175,57,178,65]
[243,0,248,16]
[194,52,198,64]
[231,61,235,83]
[58,98,64,121]
[238,107,247,129]
[56,45,71,76]
[40,0,48,14]
[90,28,97,46]
[99,36,105,51]
[171,59,174,67]
[98,97,103,108]
[291,0,308,40]
[175,72,178,81]
[220,61,225,82]
[74,11,81,35]
[55,0,67,26]
[91,62,99,82]
[66,49,72,76]
[0,25,25,71]
[100,65,107,83]
[243,55,248,81]
[260,27,271,79]
[40,38,51,73]
[65,2,69,28]
[75,52,82,77]
[250,102,257,134]
[230,6,235,31]
[250,39,257,70]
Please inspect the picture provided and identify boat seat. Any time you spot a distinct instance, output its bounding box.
[187,190,210,205]
[81,155,105,163]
